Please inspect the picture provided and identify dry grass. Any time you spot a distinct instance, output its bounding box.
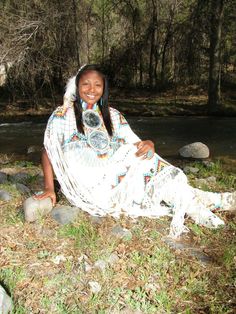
[0,160,236,313]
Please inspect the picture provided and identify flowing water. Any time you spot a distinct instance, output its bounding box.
[0,116,235,160]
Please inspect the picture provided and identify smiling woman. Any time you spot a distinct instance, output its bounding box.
[32,64,236,238]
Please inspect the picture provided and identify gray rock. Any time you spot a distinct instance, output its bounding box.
[27,145,42,154]
[51,206,81,224]
[15,183,31,195]
[163,237,212,265]
[107,253,119,265]
[179,142,210,159]
[111,225,132,240]
[0,285,13,314]
[194,178,208,187]
[206,176,217,184]
[23,196,53,222]
[94,259,107,272]
[0,190,12,201]
[202,160,215,168]
[9,172,30,184]
[88,281,101,294]
[89,215,103,225]
[183,166,199,174]
[0,172,8,184]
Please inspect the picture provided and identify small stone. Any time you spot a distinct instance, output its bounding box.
[23,196,53,222]
[94,259,107,272]
[183,166,199,174]
[15,183,31,195]
[51,254,67,265]
[51,206,81,224]
[194,178,208,187]
[107,253,119,265]
[111,225,132,240]
[0,172,8,184]
[206,176,217,184]
[88,281,101,294]
[89,215,103,225]
[27,145,42,154]
[202,160,215,168]
[179,142,210,159]
[0,285,13,314]
[0,190,12,201]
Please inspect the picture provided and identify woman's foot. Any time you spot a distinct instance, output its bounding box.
[220,192,236,211]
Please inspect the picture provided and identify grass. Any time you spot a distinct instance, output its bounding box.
[0,158,236,313]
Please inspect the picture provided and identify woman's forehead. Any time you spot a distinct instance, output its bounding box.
[79,70,103,81]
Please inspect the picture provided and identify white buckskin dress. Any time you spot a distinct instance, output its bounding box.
[44,80,234,238]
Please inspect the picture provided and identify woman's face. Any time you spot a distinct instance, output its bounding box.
[78,70,104,106]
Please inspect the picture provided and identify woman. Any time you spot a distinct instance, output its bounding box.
[35,64,235,238]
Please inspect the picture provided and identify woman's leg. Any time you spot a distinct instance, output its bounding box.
[191,188,236,211]
[159,168,225,237]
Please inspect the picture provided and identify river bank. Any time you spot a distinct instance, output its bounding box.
[1,88,236,124]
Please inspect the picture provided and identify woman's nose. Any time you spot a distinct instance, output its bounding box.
[89,84,95,92]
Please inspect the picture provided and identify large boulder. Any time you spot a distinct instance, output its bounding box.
[179,142,210,159]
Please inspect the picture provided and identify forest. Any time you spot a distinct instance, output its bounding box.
[0,0,235,114]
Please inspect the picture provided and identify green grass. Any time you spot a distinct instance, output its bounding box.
[0,158,235,313]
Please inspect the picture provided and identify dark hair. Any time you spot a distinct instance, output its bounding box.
[74,64,113,136]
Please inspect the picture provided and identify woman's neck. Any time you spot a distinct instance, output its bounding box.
[82,101,98,110]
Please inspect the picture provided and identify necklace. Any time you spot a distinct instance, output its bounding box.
[82,102,110,152]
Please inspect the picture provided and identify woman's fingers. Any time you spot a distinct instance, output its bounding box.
[134,141,155,159]
[33,191,56,206]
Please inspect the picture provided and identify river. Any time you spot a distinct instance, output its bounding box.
[0,116,235,160]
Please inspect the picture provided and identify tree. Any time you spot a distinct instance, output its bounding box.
[208,0,225,114]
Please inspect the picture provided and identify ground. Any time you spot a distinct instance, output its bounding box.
[0,157,235,313]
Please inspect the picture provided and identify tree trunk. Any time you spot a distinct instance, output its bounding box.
[149,0,157,87]
[72,0,80,68]
[208,0,224,114]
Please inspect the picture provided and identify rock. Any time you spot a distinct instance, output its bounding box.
[94,253,119,272]
[111,225,132,240]
[163,237,212,265]
[107,253,119,265]
[194,178,208,187]
[9,172,30,184]
[94,260,107,272]
[179,142,210,159]
[0,190,12,201]
[0,285,13,314]
[15,183,31,195]
[51,254,67,265]
[89,215,103,225]
[23,196,53,222]
[88,281,101,294]
[206,176,217,184]
[183,166,199,174]
[51,205,81,224]
[27,145,42,154]
[0,172,8,184]
[202,160,215,168]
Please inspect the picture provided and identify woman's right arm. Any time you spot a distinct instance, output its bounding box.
[34,148,56,206]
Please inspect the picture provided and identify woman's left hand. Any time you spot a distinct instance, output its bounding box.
[134,140,155,159]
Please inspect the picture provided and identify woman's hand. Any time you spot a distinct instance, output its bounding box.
[134,140,155,159]
[33,188,56,206]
